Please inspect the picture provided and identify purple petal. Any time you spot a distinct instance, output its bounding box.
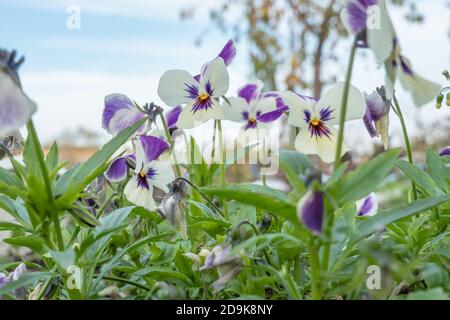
[257,108,286,123]
[166,106,182,129]
[238,83,261,103]
[399,56,414,76]
[105,155,133,182]
[298,191,324,234]
[138,135,170,162]
[218,39,237,66]
[193,74,201,83]
[363,108,377,137]
[439,147,450,157]
[262,92,287,109]
[102,93,145,135]
[357,195,374,216]
[345,0,378,34]
[365,91,387,121]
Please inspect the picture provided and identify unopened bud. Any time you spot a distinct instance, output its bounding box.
[436,94,443,109]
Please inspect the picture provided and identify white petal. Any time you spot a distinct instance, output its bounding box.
[254,96,277,114]
[134,138,146,172]
[0,72,37,136]
[177,99,224,129]
[124,177,156,210]
[294,127,348,163]
[224,97,247,122]
[316,82,365,125]
[150,160,175,193]
[282,91,315,128]
[201,57,229,97]
[157,70,197,106]
[367,2,396,62]
[398,69,441,107]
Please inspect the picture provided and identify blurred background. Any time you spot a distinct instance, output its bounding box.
[0,0,449,165]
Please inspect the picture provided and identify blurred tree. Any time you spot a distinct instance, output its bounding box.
[181,0,438,97]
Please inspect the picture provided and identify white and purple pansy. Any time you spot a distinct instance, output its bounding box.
[356,193,378,216]
[124,135,175,210]
[102,93,148,136]
[439,147,450,157]
[363,90,390,149]
[297,190,324,235]
[225,81,287,131]
[0,71,36,136]
[282,82,365,163]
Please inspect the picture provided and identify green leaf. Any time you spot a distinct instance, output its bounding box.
[396,287,448,300]
[352,194,450,242]
[50,248,76,271]
[421,263,449,288]
[55,119,146,207]
[0,272,57,296]
[3,235,46,253]
[330,149,401,203]
[45,141,59,171]
[426,149,448,191]
[230,233,302,256]
[200,184,298,226]
[396,160,443,196]
[0,221,26,231]
[278,149,312,192]
[134,266,193,286]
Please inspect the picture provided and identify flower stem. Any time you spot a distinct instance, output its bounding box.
[308,240,323,300]
[321,191,339,272]
[27,120,64,250]
[392,94,418,200]
[160,113,182,178]
[217,120,228,218]
[334,37,358,167]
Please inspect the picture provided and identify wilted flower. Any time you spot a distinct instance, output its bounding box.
[200,245,243,291]
[363,87,390,149]
[356,193,378,216]
[283,83,365,163]
[157,40,236,129]
[0,130,23,160]
[0,263,27,299]
[157,179,187,240]
[226,81,287,131]
[0,49,36,136]
[102,94,149,136]
[297,190,324,235]
[439,147,450,157]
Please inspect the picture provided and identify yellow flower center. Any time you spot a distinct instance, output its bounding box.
[249,116,257,123]
[139,171,146,178]
[198,93,209,101]
[310,118,321,126]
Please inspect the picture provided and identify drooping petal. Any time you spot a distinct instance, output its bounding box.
[149,160,175,193]
[238,81,263,104]
[137,135,170,164]
[294,127,348,163]
[166,106,183,129]
[177,99,224,129]
[316,82,366,126]
[367,2,396,62]
[105,155,132,182]
[257,108,285,123]
[397,57,441,107]
[0,72,36,136]
[124,177,156,210]
[102,93,146,135]
[297,190,324,234]
[356,193,378,216]
[283,91,317,128]
[363,108,377,138]
[224,97,248,122]
[218,39,237,66]
[201,57,229,98]
[157,70,198,106]
[439,147,450,157]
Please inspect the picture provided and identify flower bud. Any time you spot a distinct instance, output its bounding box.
[297,190,324,235]
[439,146,450,157]
[446,92,450,106]
[436,94,443,109]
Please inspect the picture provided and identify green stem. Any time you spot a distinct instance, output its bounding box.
[100,275,150,291]
[392,95,418,200]
[217,120,228,218]
[334,37,358,167]
[27,120,64,250]
[308,240,323,300]
[160,113,182,178]
[321,191,339,272]
[280,263,301,300]
[36,266,57,300]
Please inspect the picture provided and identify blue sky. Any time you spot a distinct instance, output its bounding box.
[1,0,449,153]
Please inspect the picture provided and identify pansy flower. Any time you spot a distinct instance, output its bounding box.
[105,135,174,210]
[297,190,324,235]
[102,94,149,136]
[157,179,187,240]
[157,40,236,129]
[356,193,378,216]
[439,147,450,157]
[225,81,287,131]
[282,82,365,163]
[363,89,390,149]
[341,0,440,106]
